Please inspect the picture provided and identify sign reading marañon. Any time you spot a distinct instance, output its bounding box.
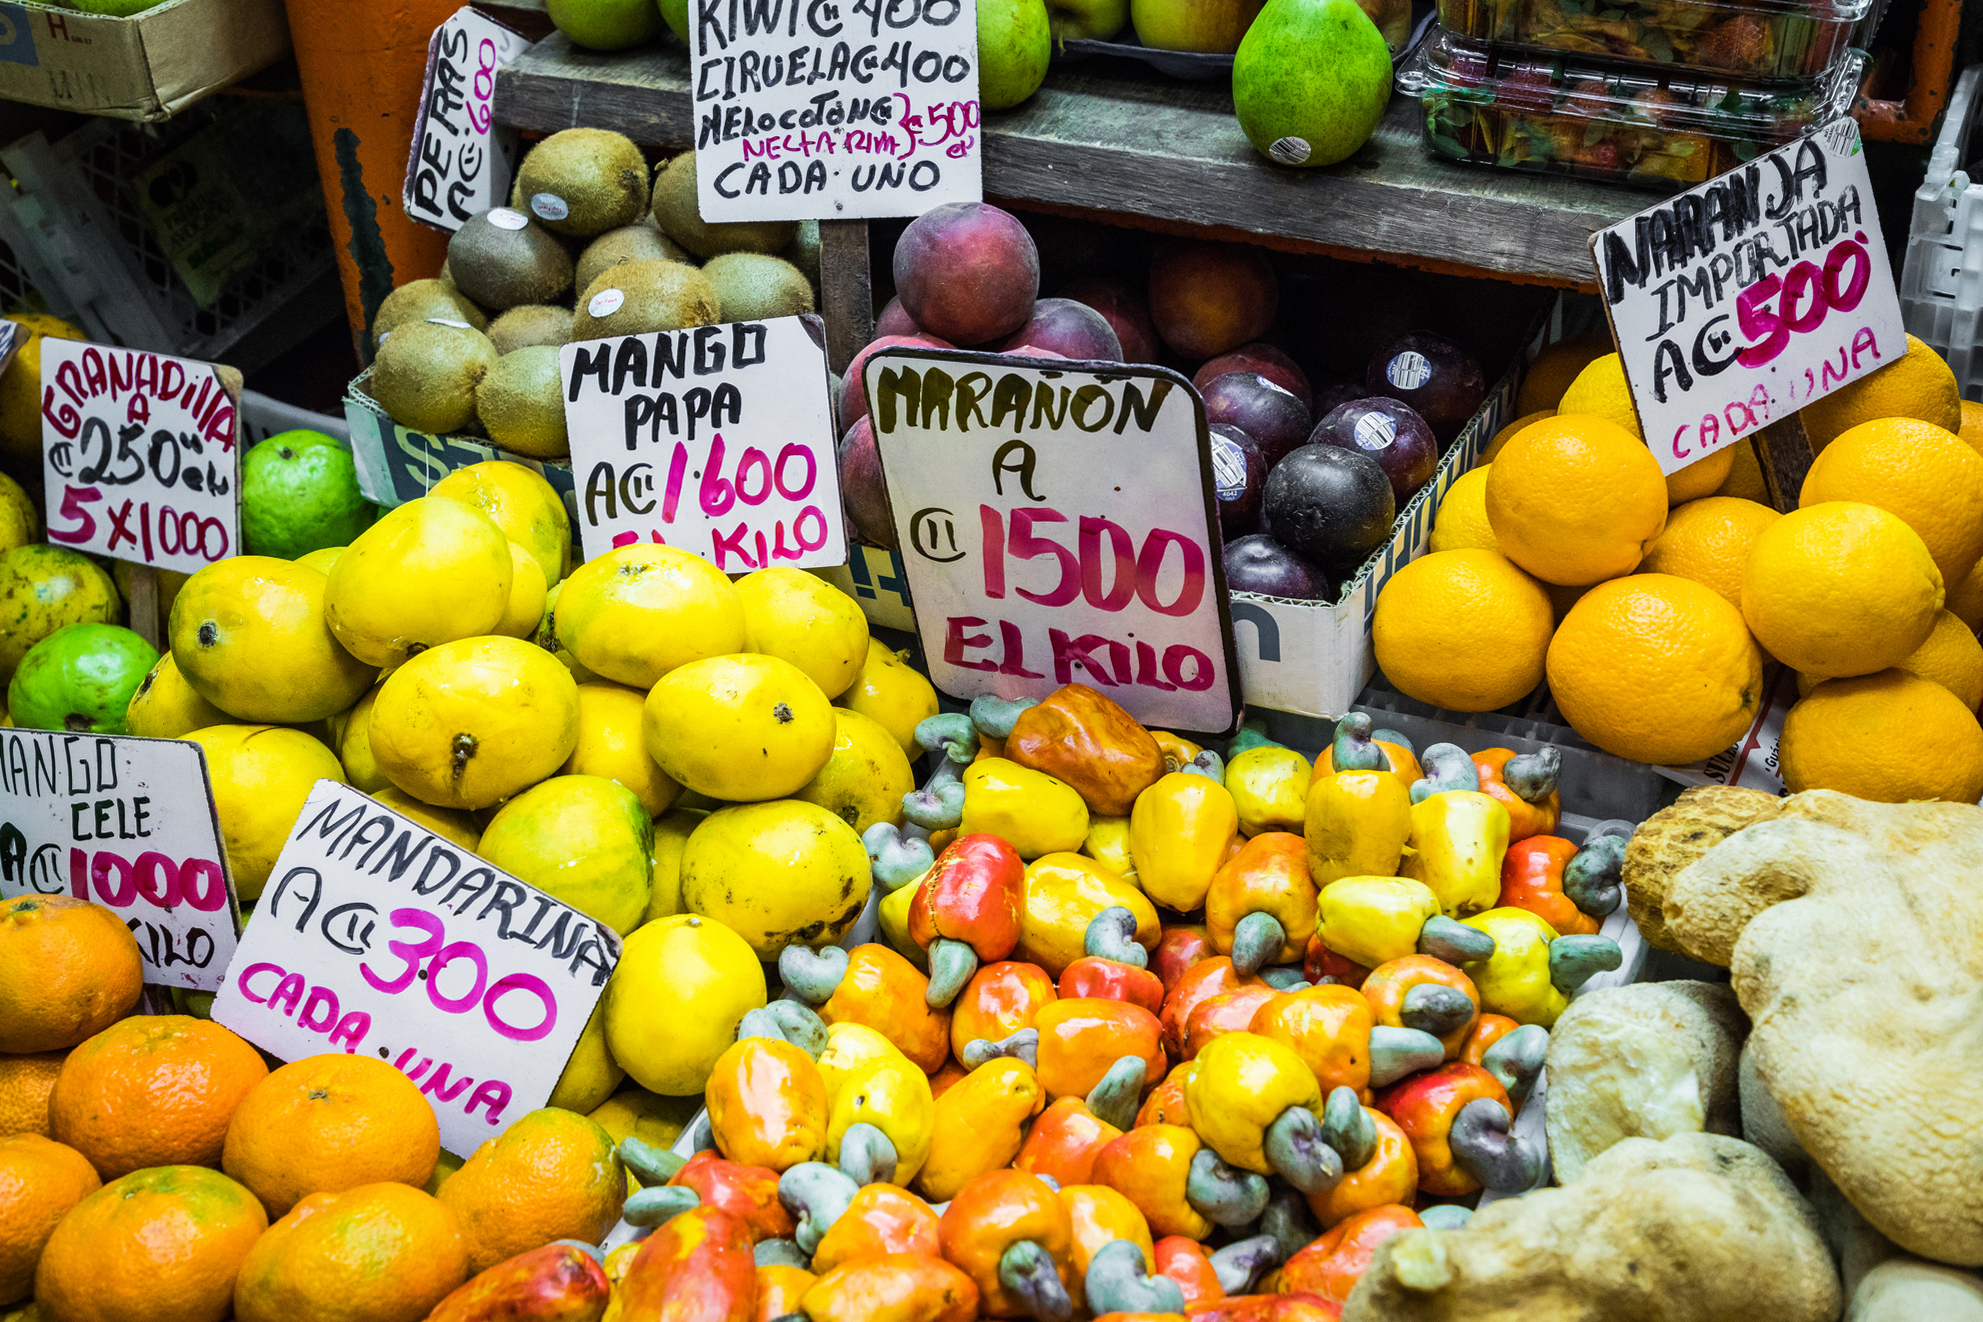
[212,782,619,1156]
[864,348,1241,734]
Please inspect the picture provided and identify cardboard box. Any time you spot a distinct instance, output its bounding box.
[0,0,291,121]
[817,544,915,634]
[343,367,580,528]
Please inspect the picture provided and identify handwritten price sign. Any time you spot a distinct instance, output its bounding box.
[212,782,619,1154]
[403,7,531,231]
[562,315,845,568]
[1591,119,1904,475]
[691,0,982,221]
[40,341,240,573]
[0,732,238,992]
[866,348,1241,733]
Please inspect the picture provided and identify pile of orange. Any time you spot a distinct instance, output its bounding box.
[0,890,630,1322]
[1384,334,1983,801]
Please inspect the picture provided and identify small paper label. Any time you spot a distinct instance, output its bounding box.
[488,207,530,230]
[1353,412,1397,450]
[530,192,570,222]
[587,288,626,317]
[427,318,473,329]
[1386,352,1432,391]
[1268,137,1311,166]
[1210,432,1248,499]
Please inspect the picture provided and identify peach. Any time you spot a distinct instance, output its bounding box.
[838,415,894,549]
[993,298,1123,361]
[1060,277,1162,364]
[1148,239,1278,360]
[876,295,921,338]
[839,332,952,427]
[892,202,1039,345]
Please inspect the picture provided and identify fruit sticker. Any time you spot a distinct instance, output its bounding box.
[1589,120,1904,476]
[559,314,846,570]
[211,781,620,1155]
[403,6,532,232]
[864,347,1242,733]
[0,731,239,991]
[40,341,242,575]
[689,0,983,222]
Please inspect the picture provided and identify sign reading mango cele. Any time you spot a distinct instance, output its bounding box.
[865,348,1241,733]
[0,732,237,991]
[560,314,846,570]
[212,781,620,1154]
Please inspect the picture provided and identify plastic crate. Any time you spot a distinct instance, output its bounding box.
[239,390,351,447]
[1898,62,1983,401]
[0,98,341,372]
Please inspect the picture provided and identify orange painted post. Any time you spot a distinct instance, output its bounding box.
[284,0,458,361]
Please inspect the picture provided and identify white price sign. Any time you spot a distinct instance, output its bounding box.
[40,341,240,573]
[865,349,1241,733]
[689,0,982,222]
[404,7,532,232]
[0,732,238,992]
[1591,120,1905,475]
[561,315,846,569]
[212,782,619,1154]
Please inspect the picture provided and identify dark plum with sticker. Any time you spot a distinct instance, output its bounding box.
[1200,370,1312,469]
[1308,397,1438,504]
[1208,423,1267,533]
[1364,330,1485,445]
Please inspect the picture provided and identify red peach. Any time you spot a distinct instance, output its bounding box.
[1148,240,1279,360]
[1195,342,1311,409]
[838,415,894,549]
[892,202,1040,345]
[876,295,921,338]
[840,332,953,427]
[993,298,1123,361]
[1059,277,1163,364]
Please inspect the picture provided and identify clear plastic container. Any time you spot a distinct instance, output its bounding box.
[1434,0,1871,81]
[1405,32,1865,190]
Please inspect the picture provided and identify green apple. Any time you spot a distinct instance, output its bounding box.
[548,0,663,50]
[978,0,1052,111]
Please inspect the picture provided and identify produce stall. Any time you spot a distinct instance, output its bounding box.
[0,0,1979,1317]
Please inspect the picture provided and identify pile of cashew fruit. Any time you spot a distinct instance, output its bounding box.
[607,683,1632,1322]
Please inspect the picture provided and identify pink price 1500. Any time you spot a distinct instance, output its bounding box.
[981,507,1206,617]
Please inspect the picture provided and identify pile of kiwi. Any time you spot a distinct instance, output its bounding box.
[367,132,821,460]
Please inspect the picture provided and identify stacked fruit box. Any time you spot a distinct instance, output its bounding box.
[1399,0,1871,190]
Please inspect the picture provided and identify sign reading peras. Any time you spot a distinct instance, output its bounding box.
[865,348,1241,733]
[1591,120,1904,475]
[404,6,532,231]
[41,341,240,573]
[0,732,237,991]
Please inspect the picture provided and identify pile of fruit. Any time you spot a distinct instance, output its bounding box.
[1381,332,1983,802]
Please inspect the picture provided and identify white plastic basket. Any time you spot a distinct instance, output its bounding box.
[1898,62,1983,401]
[239,390,351,447]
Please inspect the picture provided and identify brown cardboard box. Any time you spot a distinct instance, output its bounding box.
[0,0,289,121]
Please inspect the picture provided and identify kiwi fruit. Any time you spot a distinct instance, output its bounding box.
[488,305,575,354]
[783,220,821,288]
[572,259,721,340]
[476,347,568,458]
[447,208,574,311]
[369,320,498,435]
[576,224,693,295]
[650,152,798,259]
[512,128,650,238]
[372,279,486,348]
[701,253,814,321]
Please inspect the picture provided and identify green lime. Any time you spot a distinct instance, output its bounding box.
[240,430,378,560]
[549,0,664,48]
[8,622,159,734]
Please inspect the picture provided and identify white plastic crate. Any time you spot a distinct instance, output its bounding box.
[239,390,350,447]
[1899,62,1983,401]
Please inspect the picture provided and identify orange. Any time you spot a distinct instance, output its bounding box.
[1515,333,1610,414]
[1781,670,1983,803]
[0,1054,64,1139]
[436,1107,626,1273]
[34,1165,266,1322]
[1478,411,1552,466]
[233,1182,468,1322]
[1741,502,1943,678]
[1427,467,1496,553]
[0,897,142,1054]
[1958,398,1983,457]
[1798,608,1983,710]
[0,1135,98,1303]
[222,1055,439,1219]
[1484,414,1668,585]
[49,1016,267,1180]
[1371,549,1553,712]
[1545,580,1589,624]
[1712,438,1769,502]
[1950,560,1983,633]
[1799,417,1983,588]
[1639,496,1781,610]
[1555,352,1734,502]
[1546,574,1764,766]
[1797,333,1961,452]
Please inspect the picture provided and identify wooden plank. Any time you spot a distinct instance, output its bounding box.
[494,36,1643,288]
[819,219,873,377]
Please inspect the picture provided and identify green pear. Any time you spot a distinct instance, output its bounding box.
[1232,0,1391,168]
[978,0,1053,111]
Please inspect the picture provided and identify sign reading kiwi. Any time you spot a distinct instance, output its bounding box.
[560,313,847,570]
[864,347,1243,735]
[686,0,984,222]
[404,7,533,232]
[40,341,242,576]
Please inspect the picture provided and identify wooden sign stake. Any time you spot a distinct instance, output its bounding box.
[1752,415,1815,514]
